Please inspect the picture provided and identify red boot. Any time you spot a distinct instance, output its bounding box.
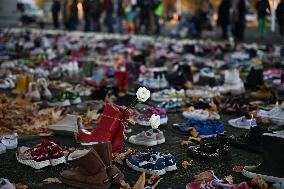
[77,103,130,153]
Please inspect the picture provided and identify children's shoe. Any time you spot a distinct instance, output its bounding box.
[17,146,51,169]
[37,78,52,100]
[47,92,70,107]
[228,116,257,129]
[26,82,41,101]
[66,91,81,105]
[46,142,66,166]
[0,143,6,155]
[1,133,18,150]
[187,135,232,162]
[126,152,166,175]
[0,178,16,189]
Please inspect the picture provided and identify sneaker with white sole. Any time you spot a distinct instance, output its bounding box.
[1,133,18,150]
[128,129,165,146]
[228,116,257,129]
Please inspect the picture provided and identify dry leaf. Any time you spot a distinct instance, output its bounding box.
[152,178,163,189]
[86,109,99,120]
[146,172,160,185]
[51,109,63,121]
[182,160,193,169]
[132,172,145,189]
[232,166,244,173]
[14,183,28,189]
[43,177,62,184]
[181,140,194,146]
[251,176,269,189]
[119,180,131,189]
[194,171,213,182]
[190,128,199,138]
[224,175,233,184]
[114,149,135,165]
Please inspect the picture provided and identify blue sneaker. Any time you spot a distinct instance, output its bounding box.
[158,100,181,112]
[210,120,225,135]
[194,121,214,138]
[126,152,166,175]
[163,153,177,171]
[172,118,198,133]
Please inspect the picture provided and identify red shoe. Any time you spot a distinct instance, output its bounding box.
[46,142,66,166]
[77,103,130,152]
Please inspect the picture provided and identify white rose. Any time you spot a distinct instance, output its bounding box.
[136,87,150,102]
[149,114,160,129]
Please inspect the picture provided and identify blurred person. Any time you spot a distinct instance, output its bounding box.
[51,0,61,29]
[114,0,125,33]
[69,0,79,30]
[104,0,114,33]
[232,0,247,41]
[124,3,136,33]
[153,0,163,35]
[217,0,232,39]
[63,0,71,29]
[255,0,270,38]
[276,0,284,40]
[137,0,152,34]
[91,0,102,31]
[83,0,92,31]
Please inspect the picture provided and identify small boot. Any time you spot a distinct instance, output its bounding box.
[93,141,124,183]
[59,148,111,189]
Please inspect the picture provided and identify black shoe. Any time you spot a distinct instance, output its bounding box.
[187,135,231,162]
[231,126,271,153]
[243,132,284,183]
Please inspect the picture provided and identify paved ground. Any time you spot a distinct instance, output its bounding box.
[0,105,262,189]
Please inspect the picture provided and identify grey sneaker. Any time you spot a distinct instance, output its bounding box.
[128,129,165,146]
[0,143,6,154]
[48,114,81,135]
[0,178,16,189]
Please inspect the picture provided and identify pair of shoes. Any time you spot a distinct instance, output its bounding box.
[135,104,168,126]
[187,135,232,162]
[0,133,18,154]
[76,103,132,152]
[151,88,185,102]
[128,129,165,146]
[126,150,177,175]
[173,119,224,137]
[186,171,249,189]
[216,69,245,94]
[0,178,16,189]
[158,100,181,113]
[47,91,81,107]
[59,141,124,189]
[228,116,257,129]
[16,141,66,169]
[182,109,220,120]
[242,132,284,183]
[26,78,52,101]
[231,126,271,153]
[0,78,15,89]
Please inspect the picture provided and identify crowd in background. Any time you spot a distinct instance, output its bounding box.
[50,0,284,41]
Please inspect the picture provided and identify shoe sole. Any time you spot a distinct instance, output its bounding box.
[128,138,165,146]
[137,117,168,126]
[70,97,82,105]
[59,175,111,189]
[17,155,51,169]
[50,156,66,166]
[165,164,177,171]
[126,159,166,175]
[228,119,256,130]
[242,165,283,183]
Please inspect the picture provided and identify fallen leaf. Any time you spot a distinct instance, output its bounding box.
[43,177,62,184]
[224,175,233,184]
[14,183,28,189]
[194,171,213,182]
[114,149,135,165]
[132,172,145,189]
[232,166,244,173]
[146,172,160,185]
[86,109,99,120]
[251,176,269,189]
[182,160,193,169]
[119,180,131,189]
[51,109,63,121]
[181,140,193,146]
[152,178,163,189]
[190,128,199,138]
